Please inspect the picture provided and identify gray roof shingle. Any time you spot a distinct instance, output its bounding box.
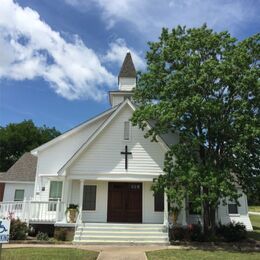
[0,153,37,182]
[118,52,137,78]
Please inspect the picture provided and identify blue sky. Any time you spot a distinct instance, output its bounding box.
[0,0,259,132]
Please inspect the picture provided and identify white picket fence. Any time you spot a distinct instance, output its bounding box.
[0,200,65,223]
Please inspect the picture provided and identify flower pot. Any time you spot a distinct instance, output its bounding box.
[67,209,78,223]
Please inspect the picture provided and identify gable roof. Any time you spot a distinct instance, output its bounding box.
[118,52,137,78]
[0,153,37,182]
[31,105,119,154]
[58,99,170,175]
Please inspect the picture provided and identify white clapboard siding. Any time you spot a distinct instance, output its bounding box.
[3,183,34,202]
[37,114,111,175]
[69,105,171,176]
[217,192,253,231]
[143,182,164,224]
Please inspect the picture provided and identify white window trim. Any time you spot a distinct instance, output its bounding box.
[82,184,97,212]
[14,189,25,201]
[123,121,132,142]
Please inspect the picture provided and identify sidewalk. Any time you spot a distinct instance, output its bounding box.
[249,212,260,216]
[3,244,179,260]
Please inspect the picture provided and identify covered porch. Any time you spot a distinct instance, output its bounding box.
[0,177,187,227]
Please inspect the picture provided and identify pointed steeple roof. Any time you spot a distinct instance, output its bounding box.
[118,52,137,78]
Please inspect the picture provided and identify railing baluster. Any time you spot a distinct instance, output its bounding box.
[0,200,65,224]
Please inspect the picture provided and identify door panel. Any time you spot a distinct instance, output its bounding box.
[107,182,142,223]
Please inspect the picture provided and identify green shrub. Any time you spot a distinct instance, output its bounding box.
[170,224,204,241]
[187,224,204,241]
[216,222,247,242]
[170,226,186,241]
[36,232,49,241]
[54,228,67,241]
[10,219,28,240]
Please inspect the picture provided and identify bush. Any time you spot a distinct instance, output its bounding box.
[170,226,187,241]
[54,228,67,241]
[187,224,204,242]
[216,222,247,242]
[36,232,49,241]
[10,219,28,240]
[170,224,204,241]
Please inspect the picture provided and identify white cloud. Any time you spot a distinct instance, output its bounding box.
[0,0,117,101]
[65,0,258,38]
[103,38,146,71]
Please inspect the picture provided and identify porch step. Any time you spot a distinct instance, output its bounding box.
[73,223,169,244]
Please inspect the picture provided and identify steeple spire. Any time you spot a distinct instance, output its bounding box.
[118,51,137,78]
[118,52,137,91]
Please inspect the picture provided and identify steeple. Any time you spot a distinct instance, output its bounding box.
[118,51,137,91]
[109,52,136,107]
[118,51,137,78]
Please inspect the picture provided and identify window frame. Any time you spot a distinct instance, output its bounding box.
[48,181,63,211]
[123,121,131,141]
[82,185,97,211]
[154,191,164,212]
[14,189,25,201]
[228,203,239,215]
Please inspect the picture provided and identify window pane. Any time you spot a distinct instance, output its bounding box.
[49,181,62,199]
[83,185,96,211]
[154,192,164,212]
[228,204,238,214]
[14,189,24,201]
[124,121,130,140]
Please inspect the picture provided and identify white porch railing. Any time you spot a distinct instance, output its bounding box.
[0,200,66,223]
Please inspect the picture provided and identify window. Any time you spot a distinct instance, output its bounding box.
[14,189,24,201]
[49,181,63,211]
[124,121,130,140]
[154,191,164,212]
[228,203,238,214]
[83,185,96,211]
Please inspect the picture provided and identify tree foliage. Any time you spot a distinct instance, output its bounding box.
[131,25,259,233]
[0,120,60,171]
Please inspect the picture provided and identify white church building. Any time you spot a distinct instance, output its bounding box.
[0,53,253,243]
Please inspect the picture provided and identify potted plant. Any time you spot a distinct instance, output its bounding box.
[65,204,79,223]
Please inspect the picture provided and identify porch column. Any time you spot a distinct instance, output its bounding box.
[182,198,187,225]
[62,178,70,222]
[62,178,70,206]
[79,179,84,223]
[163,191,168,227]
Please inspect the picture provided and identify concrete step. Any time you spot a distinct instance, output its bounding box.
[79,223,164,228]
[76,227,165,232]
[75,231,167,236]
[73,239,169,244]
[74,223,169,244]
[74,235,168,241]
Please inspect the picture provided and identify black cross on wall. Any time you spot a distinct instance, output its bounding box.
[121,145,132,170]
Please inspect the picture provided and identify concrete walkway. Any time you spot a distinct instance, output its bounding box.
[3,244,180,260]
[249,211,260,216]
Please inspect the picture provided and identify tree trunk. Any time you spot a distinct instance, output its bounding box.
[203,202,216,235]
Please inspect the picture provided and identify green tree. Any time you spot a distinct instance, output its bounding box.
[131,25,259,234]
[0,120,60,171]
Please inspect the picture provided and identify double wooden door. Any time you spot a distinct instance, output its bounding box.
[107,182,142,223]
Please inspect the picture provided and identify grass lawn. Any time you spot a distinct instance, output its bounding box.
[249,206,260,212]
[2,248,98,260]
[248,214,260,241]
[146,249,260,260]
